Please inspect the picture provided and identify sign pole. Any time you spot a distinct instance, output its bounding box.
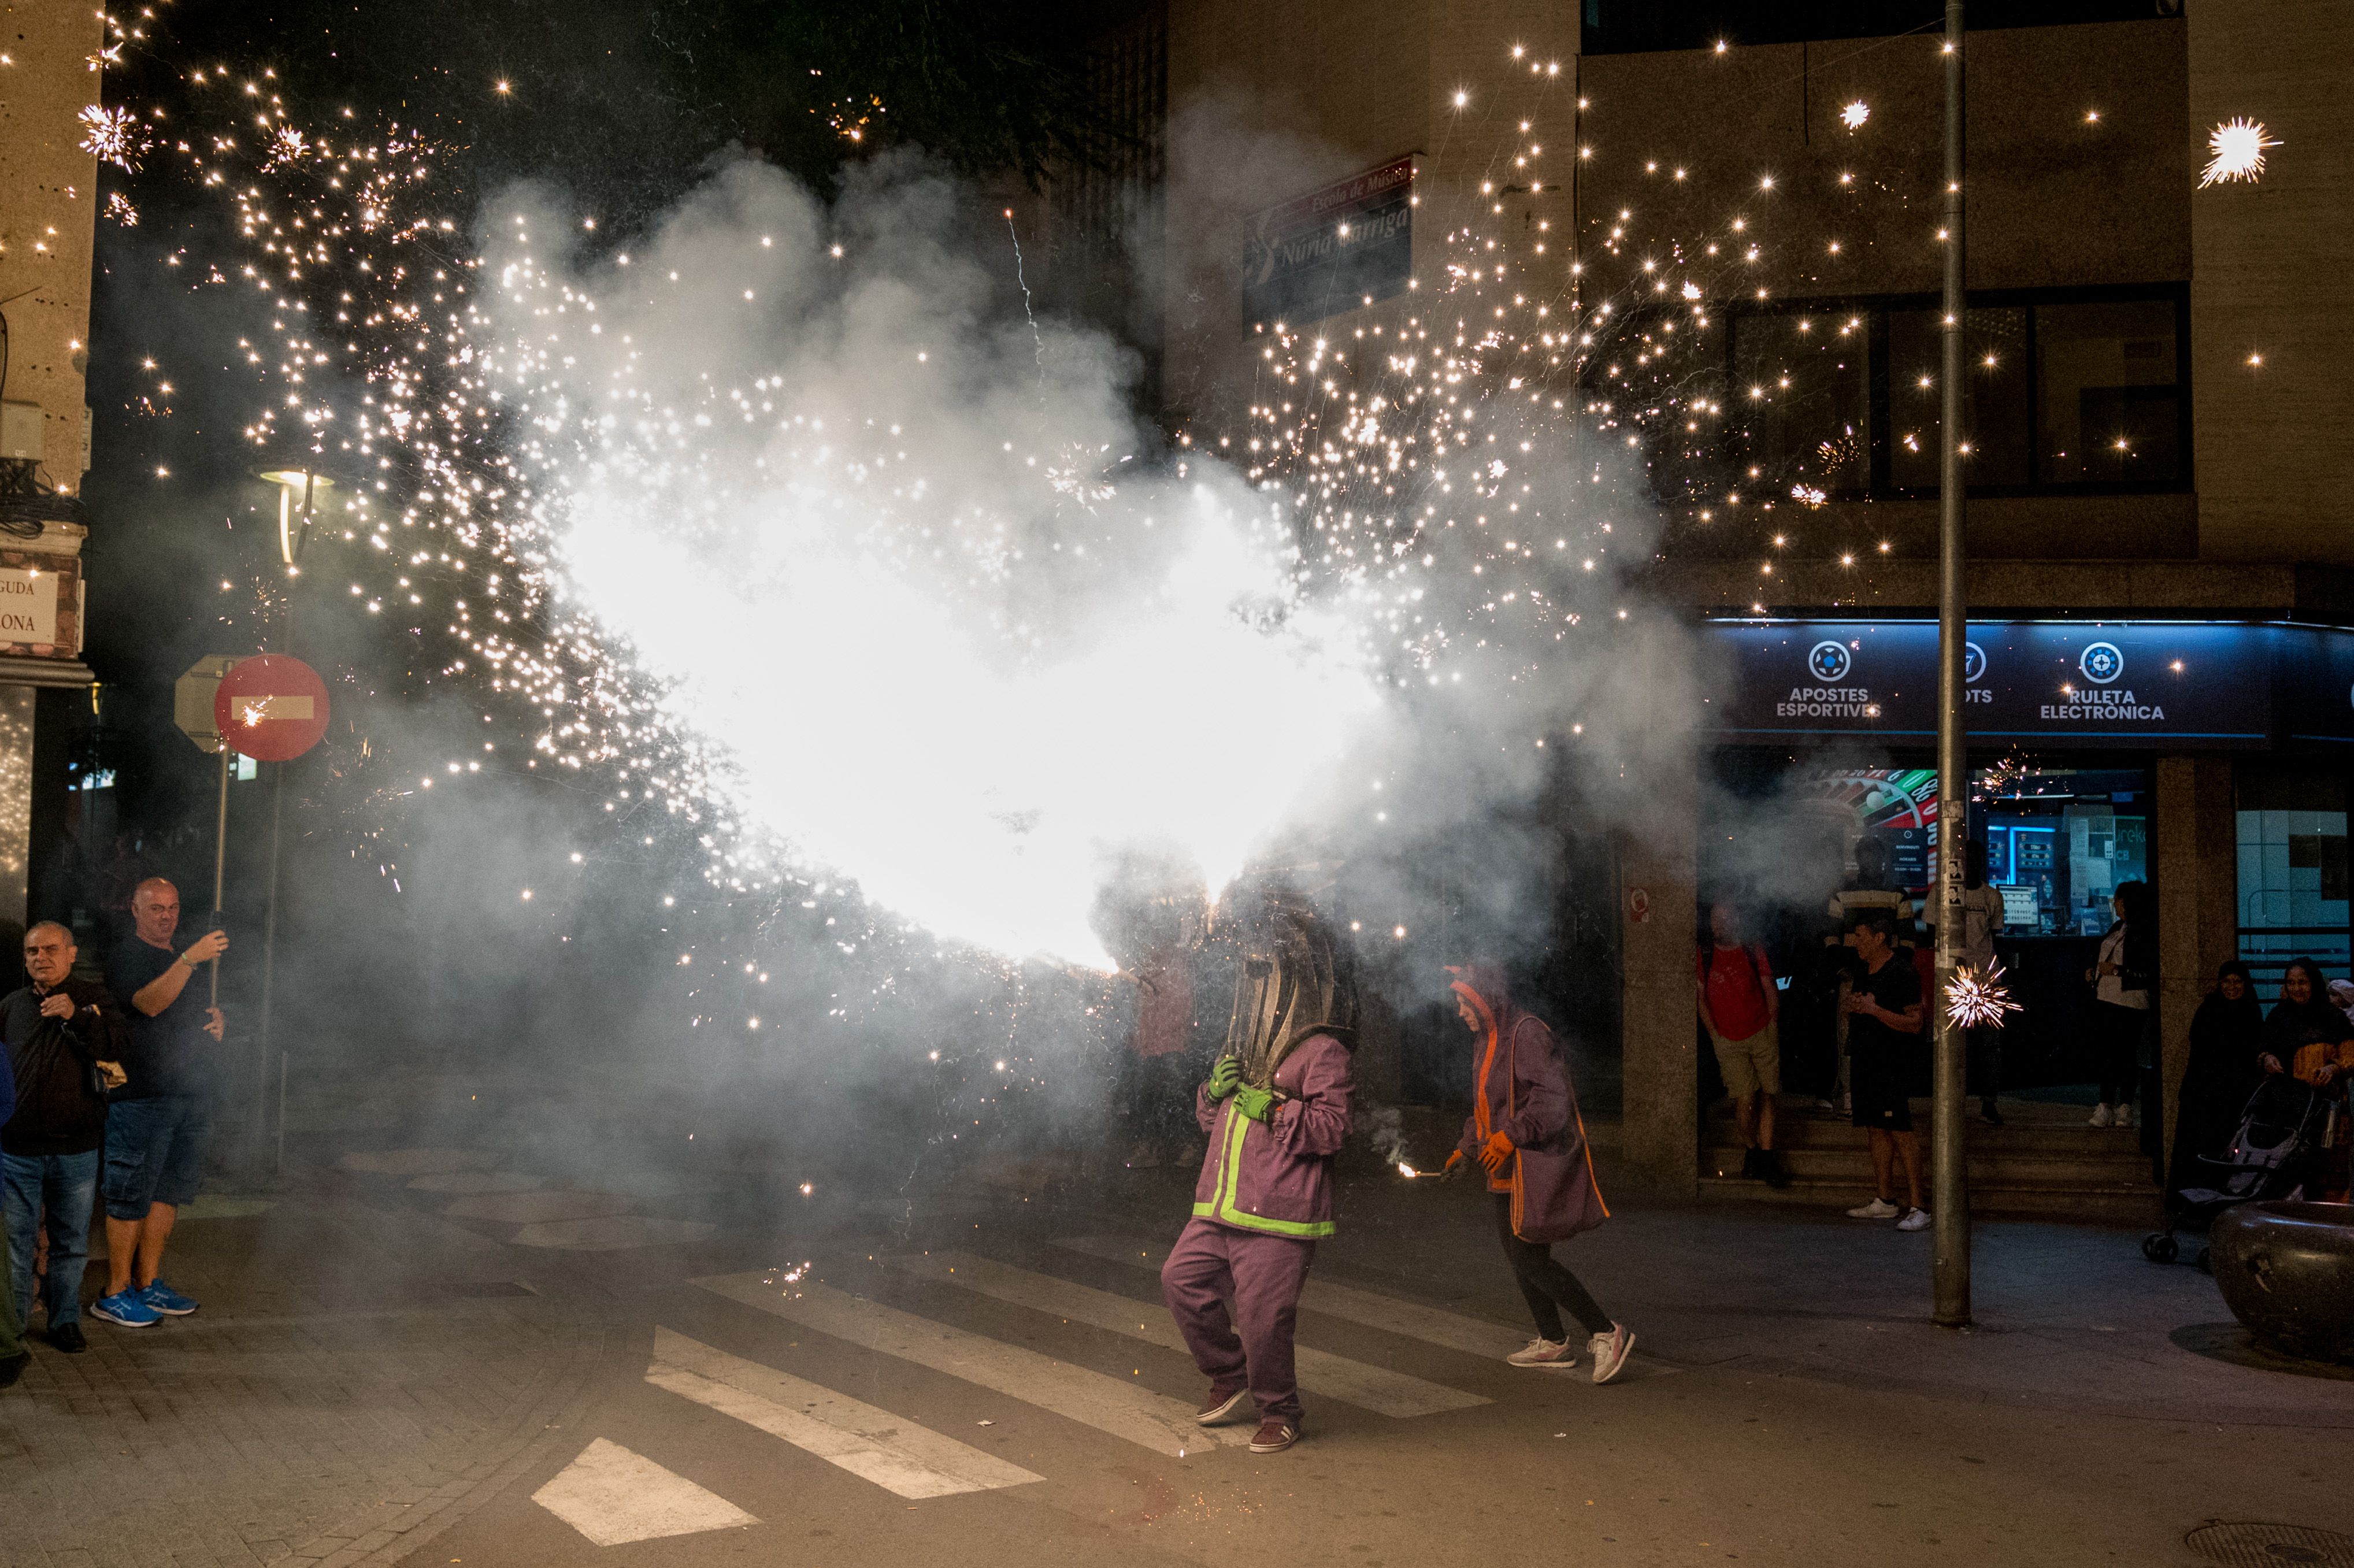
[1932,0,1973,1329]
[209,743,229,1010]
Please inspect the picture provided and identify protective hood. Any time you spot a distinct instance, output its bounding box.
[1216,884,1358,1088]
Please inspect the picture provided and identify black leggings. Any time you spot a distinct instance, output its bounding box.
[2094,1001,2147,1106]
[1493,1193,1611,1341]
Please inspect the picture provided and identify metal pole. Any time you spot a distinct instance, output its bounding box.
[256,758,284,1174]
[209,743,229,1009]
[1932,0,1973,1329]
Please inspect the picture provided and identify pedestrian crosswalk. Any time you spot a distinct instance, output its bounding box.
[646,1326,1044,1497]
[887,1251,1489,1418]
[1051,1233,1532,1359]
[692,1270,1251,1456]
[528,1235,1533,1548]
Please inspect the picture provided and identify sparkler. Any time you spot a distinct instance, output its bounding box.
[2200,118,2279,187]
[1945,964,2021,1030]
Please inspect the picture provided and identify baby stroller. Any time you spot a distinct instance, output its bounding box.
[2142,1076,2327,1266]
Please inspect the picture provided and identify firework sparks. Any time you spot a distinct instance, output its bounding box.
[1945,964,2022,1030]
[78,103,151,169]
[2200,118,2279,187]
[1840,101,1869,131]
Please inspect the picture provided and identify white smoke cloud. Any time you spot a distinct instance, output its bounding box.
[484,159,1386,966]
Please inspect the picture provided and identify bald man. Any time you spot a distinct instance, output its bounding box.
[95,880,226,1329]
[1,922,127,1353]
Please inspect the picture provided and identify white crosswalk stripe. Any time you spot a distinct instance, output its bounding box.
[531,1437,757,1546]
[646,1326,1044,1499]
[1053,1234,1529,1360]
[692,1271,1251,1456]
[890,1251,1489,1418]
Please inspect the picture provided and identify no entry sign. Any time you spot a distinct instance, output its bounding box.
[213,653,330,761]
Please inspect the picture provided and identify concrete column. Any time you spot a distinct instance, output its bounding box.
[1617,772,1697,1194]
[2154,754,2236,1167]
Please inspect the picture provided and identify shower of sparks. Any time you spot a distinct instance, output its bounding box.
[1945,964,2022,1030]
[1840,101,1869,131]
[103,36,1925,976]
[78,103,151,169]
[2200,118,2278,187]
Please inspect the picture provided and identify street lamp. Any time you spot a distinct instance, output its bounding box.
[256,466,335,569]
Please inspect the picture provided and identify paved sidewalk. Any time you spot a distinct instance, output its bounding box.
[0,1176,616,1568]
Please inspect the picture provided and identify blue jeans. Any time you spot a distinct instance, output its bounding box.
[2,1150,99,1328]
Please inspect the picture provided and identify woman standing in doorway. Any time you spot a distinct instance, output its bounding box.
[2086,880,2155,1128]
[2166,961,2265,1198]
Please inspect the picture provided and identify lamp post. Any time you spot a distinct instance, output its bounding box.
[1931,0,1973,1328]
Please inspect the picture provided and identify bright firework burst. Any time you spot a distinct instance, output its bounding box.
[2200,117,2279,187]
[1840,101,1869,131]
[1945,963,2022,1030]
[78,103,151,169]
[100,35,1937,980]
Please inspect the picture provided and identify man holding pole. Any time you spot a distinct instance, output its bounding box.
[91,878,225,1329]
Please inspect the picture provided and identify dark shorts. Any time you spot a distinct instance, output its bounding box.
[103,1096,213,1220]
[1849,1053,1914,1132]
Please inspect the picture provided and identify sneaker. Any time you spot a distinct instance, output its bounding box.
[1759,1150,1792,1190]
[142,1280,198,1316]
[1979,1101,2005,1126]
[1847,1198,1900,1219]
[2113,1104,2134,1129]
[1587,1323,1636,1385]
[1248,1418,1298,1454]
[2088,1104,2113,1128]
[90,1289,160,1328]
[1897,1206,1933,1232]
[1195,1386,1251,1426]
[1837,1094,1853,1117]
[1505,1336,1579,1369]
[45,1322,87,1354]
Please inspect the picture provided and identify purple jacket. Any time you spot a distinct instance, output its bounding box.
[1191,1032,1354,1239]
[1451,963,1608,1243]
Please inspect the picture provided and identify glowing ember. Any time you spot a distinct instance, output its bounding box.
[1945,963,2022,1030]
[2201,118,2279,187]
[1396,1161,1419,1179]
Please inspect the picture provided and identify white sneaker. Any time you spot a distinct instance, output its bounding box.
[1897,1206,1932,1232]
[1847,1198,1900,1219]
[2114,1103,2134,1129]
[1505,1336,1578,1369]
[1588,1323,1636,1384]
[2088,1104,2113,1128]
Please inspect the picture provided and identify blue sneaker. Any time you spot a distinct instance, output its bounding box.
[142,1280,199,1316]
[90,1288,161,1328]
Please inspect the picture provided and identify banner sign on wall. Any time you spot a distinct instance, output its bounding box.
[1702,620,2329,748]
[1241,156,1415,328]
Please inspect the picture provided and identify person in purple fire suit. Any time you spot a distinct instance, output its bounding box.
[1160,894,1355,1456]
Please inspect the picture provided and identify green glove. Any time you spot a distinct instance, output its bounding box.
[1206,1057,1243,1101]
[1231,1084,1278,1123]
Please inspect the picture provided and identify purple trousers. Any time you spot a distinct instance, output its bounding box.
[1159,1217,1315,1425]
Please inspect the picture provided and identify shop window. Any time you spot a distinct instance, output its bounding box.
[2237,810,2352,991]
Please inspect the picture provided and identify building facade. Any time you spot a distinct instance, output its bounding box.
[0,0,105,937]
[1080,0,2354,1204]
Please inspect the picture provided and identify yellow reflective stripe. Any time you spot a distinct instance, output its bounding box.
[1203,1106,1334,1237]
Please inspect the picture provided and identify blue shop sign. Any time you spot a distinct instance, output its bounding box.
[1703,620,2354,748]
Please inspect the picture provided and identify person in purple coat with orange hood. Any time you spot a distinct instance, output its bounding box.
[1443,962,1634,1382]
[1161,891,1355,1456]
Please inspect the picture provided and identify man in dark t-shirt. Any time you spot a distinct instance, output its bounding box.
[94,878,227,1330]
[1841,911,1929,1231]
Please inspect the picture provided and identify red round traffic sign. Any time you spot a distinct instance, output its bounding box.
[213,653,331,761]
